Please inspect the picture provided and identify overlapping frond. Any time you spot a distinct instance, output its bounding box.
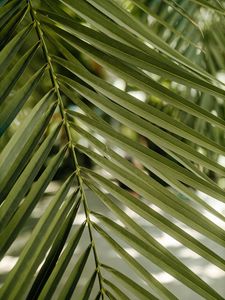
[1,0,225,299]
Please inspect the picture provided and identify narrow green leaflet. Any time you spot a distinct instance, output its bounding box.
[0,0,8,7]
[42,0,69,17]
[54,55,225,131]
[0,101,57,203]
[92,222,178,300]
[73,122,225,224]
[57,0,216,83]
[92,215,223,300]
[162,0,201,32]
[94,292,102,300]
[44,12,186,76]
[60,76,225,157]
[0,122,62,228]
[0,90,55,203]
[38,221,86,300]
[105,290,118,300]
[40,4,199,51]
[103,279,130,300]
[57,245,92,300]
[102,264,159,300]
[0,23,33,72]
[78,271,97,300]
[78,145,225,247]
[0,146,67,258]
[68,96,210,194]
[0,1,23,26]
[58,0,163,52]
[0,175,75,300]
[86,181,225,289]
[40,12,219,96]
[0,0,10,7]
[0,5,28,49]
[61,71,223,159]
[0,42,40,104]
[145,167,225,224]
[188,0,225,13]
[63,84,225,175]
[61,85,102,122]
[129,0,201,49]
[162,148,215,183]
[0,64,47,135]
[85,0,209,76]
[69,113,225,203]
[84,168,225,272]
[0,0,21,25]
[27,193,81,300]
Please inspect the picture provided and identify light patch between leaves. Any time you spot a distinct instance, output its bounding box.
[154,271,174,283]
[0,256,18,273]
[156,233,181,248]
[178,248,200,259]
[125,247,140,258]
[204,265,225,279]
[73,213,86,225]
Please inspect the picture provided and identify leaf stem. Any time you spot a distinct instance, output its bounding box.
[28,3,105,298]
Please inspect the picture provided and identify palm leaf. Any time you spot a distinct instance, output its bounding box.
[1,0,225,299]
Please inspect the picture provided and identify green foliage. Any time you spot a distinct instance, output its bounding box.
[1,0,225,299]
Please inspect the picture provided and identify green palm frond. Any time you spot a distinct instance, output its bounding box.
[1,0,225,299]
